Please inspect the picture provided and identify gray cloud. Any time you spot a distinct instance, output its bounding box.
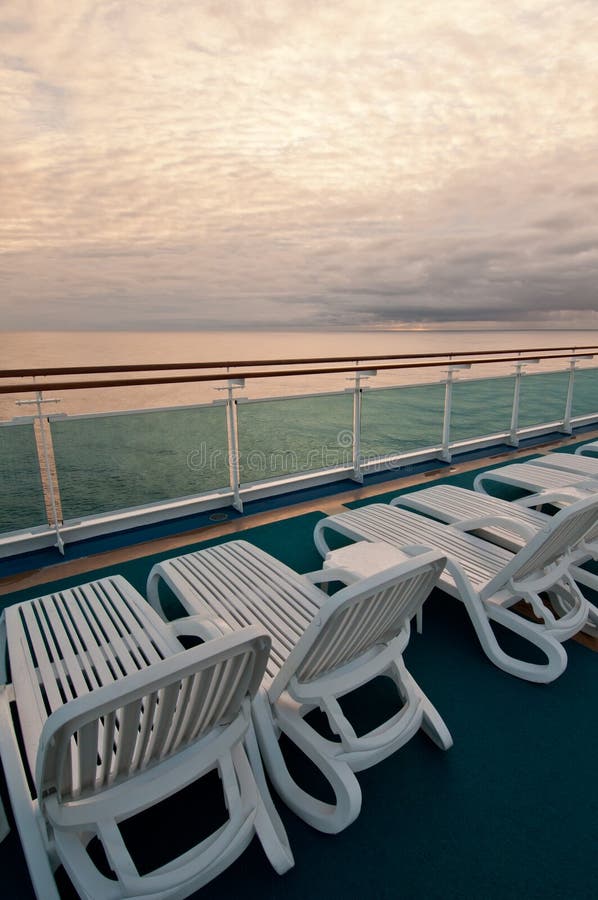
[547,239,598,256]
[1,1,598,332]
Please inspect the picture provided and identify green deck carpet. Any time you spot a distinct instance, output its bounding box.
[202,592,598,900]
[0,511,328,613]
[551,437,598,453]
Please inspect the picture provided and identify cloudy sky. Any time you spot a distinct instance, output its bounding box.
[2,0,598,331]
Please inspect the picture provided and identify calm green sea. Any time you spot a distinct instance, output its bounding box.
[2,329,598,532]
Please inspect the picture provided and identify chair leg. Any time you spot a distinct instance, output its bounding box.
[443,559,568,683]
[482,603,568,683]
[397,664,453,750]
[241,724,294,874]
[252,692,362,835]
[568,565,598,637]
[0,692,61,899]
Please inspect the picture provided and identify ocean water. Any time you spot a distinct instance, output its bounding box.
[2,329,598,533]
[2,328,598,417]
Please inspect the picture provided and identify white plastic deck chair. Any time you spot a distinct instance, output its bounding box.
[392,484,598,637]
[575,440,598,457]
[146,539,452,835]
[473,460,598,502]
[313,497,597,683]
[529,451,598,479]
[0,575,293,900]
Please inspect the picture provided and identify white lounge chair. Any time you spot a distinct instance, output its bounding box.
[575,441,598,457]
[313,497,596,683]
[530,451,598,479]
[147,539,452,835]
[473,460,598,503]
[0,575,293,900]
[392,484,598,637]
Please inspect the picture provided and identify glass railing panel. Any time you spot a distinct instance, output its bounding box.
[518,371,570,429]
[50,405,229,520]
[0,421,47,532]
[572,367,598,419]
[237,393,353,483]
[361,383,445,458]
[450,376,515,443]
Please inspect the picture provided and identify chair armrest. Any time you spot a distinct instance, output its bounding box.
[305,546,442,588]
[167,613,233,642]
[515,488,588,508]
[452,515,536,540]
[304,567,359,587]
[393,543,443,558]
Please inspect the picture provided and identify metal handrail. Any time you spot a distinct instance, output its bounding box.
[1,350,595,394]
[2,346,597,556]
[1,343,597,380]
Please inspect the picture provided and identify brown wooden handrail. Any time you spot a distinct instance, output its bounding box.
[0,351,595,394]
[1,344,597,379]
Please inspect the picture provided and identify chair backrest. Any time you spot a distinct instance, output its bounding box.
[269,551,445,701]
[36,627,270,806]
[484,493,598,593]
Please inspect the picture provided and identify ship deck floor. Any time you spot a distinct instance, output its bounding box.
[1,432,597,899]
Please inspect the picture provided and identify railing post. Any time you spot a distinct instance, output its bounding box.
[563,358,578,434]
[563,354,595,433]
[440,369,455,462]
[350,369,376,482]
[224,379,244,512]
[440,364,471,462]
[508,359,538,446]
[16,390,64,553]
[562,356,593,433]
[508,362,524,446]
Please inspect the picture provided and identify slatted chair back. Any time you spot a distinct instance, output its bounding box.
[5,576,183,778]
[486,494,598,592]
[269,551,445,700]
[36,628,270,806]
